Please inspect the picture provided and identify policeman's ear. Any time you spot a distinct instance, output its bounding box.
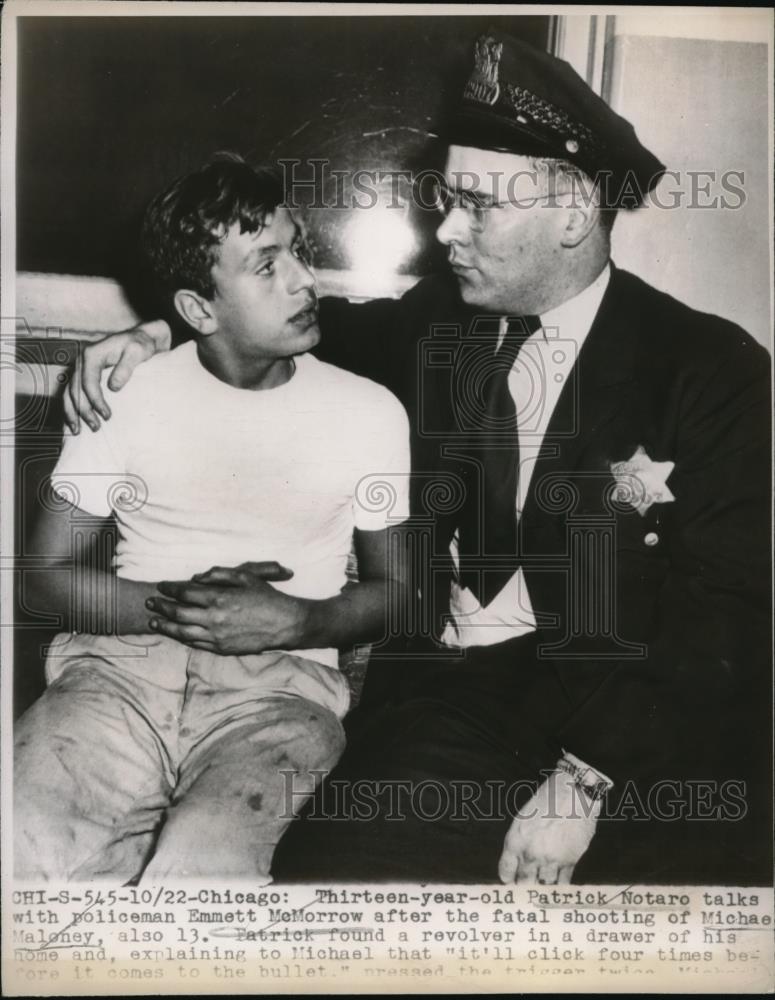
[173,289,218,336]
[559,199,598,249]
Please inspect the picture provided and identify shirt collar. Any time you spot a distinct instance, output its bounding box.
[538,262,611,347]
[497,262,611,351]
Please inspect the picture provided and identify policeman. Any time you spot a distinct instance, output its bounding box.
[66,33,771,885]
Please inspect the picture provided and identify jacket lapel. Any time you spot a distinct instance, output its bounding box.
[522,264,641,531]
[416,265,645,632]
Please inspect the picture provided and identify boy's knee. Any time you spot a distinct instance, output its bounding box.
[13,790,81,881]
[284,701,346,771]
[315,710,346,766]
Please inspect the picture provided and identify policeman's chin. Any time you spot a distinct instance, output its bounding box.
[454,270,495,310]
[454,272,522,315]
[453,269,475,298]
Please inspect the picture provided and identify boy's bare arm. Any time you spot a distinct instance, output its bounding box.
[144,524,410,655]
[27,488,158,635]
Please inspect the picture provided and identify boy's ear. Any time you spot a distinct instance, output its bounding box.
[173,289,218,336]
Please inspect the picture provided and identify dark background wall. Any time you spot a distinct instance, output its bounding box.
[17,14,549,296]
[13,14,550,717]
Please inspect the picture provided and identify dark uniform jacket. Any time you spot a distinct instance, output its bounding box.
[314,264,771,858]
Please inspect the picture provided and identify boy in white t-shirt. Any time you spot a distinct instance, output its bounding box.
[15,157,410,882]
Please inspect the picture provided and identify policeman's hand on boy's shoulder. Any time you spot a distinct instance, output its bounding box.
[64,319,172,434]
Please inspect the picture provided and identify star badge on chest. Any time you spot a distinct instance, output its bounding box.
[610,446,675,517]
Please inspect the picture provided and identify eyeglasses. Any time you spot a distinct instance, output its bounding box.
[430,179,560,233]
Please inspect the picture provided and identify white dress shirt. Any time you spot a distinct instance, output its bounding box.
[442,263,611,649]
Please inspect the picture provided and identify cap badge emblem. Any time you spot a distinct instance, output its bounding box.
[464,36,503,107]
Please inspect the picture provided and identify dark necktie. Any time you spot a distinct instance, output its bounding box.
[457,315,541,607]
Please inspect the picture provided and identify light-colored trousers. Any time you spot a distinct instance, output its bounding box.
[14,632,349,882]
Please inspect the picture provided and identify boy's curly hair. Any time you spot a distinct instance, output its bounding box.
[142,153,285,301]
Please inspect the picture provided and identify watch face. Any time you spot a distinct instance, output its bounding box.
[582,781,608,802]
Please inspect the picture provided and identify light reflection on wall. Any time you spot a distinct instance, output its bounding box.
[17,15,551,289]
[344,204,418,295]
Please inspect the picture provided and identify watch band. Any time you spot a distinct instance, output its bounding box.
[555,756,612,801]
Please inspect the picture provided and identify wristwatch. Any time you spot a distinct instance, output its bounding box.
[556,754,613,802]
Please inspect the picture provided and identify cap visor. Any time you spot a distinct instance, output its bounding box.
[442,106,564,160]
